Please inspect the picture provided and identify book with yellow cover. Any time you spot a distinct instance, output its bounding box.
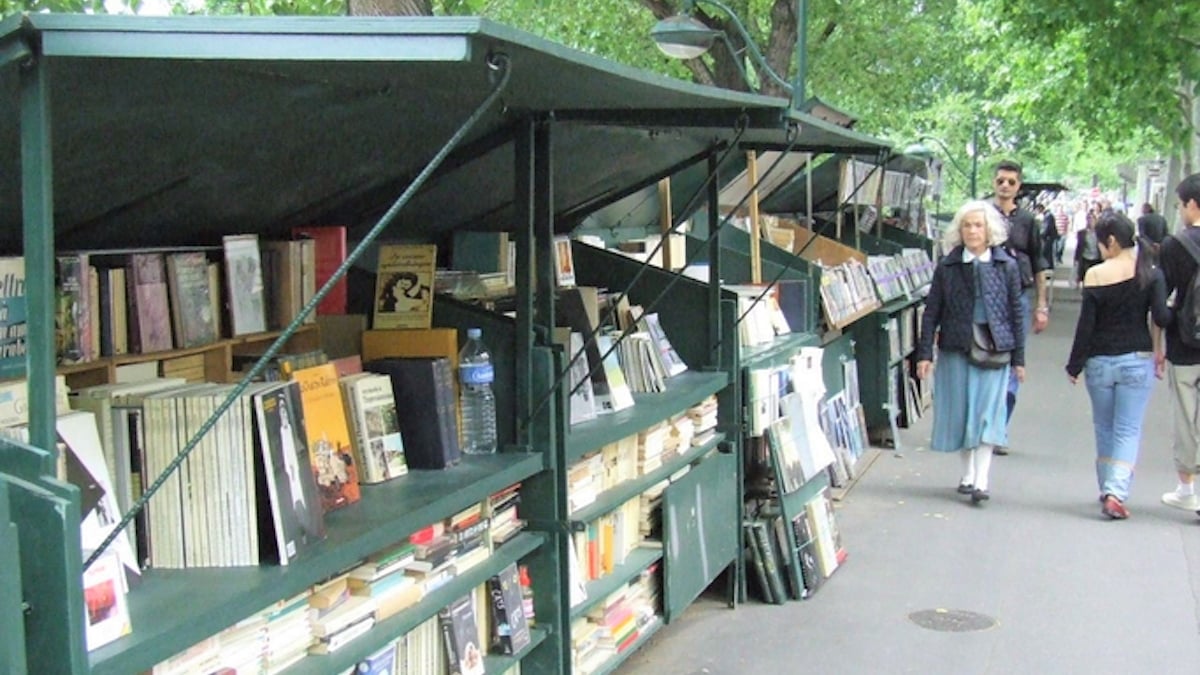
[290,363,361,512]
[372,244,436,330]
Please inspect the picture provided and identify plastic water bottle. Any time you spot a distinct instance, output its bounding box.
[458,327,498,454]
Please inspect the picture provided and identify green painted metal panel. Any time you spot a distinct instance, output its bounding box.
[663,450,739,621]
[518,346,567,675]
[821,332,857,396]
[0,479,27,675]
[880,224,936,257]
[0,444,86,675]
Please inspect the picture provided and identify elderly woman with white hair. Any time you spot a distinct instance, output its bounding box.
[916,200,1026,504]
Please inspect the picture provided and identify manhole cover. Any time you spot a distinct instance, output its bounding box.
[908,609,996,632]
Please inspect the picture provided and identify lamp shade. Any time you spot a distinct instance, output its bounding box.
[650,14,718,59]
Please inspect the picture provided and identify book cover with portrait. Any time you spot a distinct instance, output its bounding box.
[253,380,325,564]
[290,363,361,512]
[372,243,436,330]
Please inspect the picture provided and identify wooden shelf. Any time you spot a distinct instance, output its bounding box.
[565,371,728,465]
[88,453,545,675]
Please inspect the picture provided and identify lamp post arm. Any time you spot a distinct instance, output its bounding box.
[918,135,973,192]
[692,0,793,95]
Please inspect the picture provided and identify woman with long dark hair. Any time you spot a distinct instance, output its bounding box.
[1066,210,1170,519]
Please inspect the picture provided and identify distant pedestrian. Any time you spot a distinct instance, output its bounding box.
[1054,207,1069,263]
[916,200,1025,504]
[1065,210,1168,519]
[1137,203,1168,251]
[1075,218,1102,286]
[1157,173,1200,513]
[1035,203,1058,271]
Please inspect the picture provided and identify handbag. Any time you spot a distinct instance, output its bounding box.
[968,322,1011,369]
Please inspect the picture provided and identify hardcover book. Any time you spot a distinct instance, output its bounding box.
[126,252,174,354]
[365,357,461,469]
[291,225,348,315]
[372,243,436,330]
[222,234,268,335]
[340,372,408,483]
[0,256,26,378]
[165,251,219,349]
[252,381,325,564]
[290,363,361,512]
[56,252,92,363]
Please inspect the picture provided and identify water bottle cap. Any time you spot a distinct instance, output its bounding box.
[467,328,481,339]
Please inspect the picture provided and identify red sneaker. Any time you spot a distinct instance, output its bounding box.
[1102,495,1129,520]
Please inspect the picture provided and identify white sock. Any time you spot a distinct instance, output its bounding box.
[1178,482,1195,496]
[960,449,975,485]
[973,444,994,491]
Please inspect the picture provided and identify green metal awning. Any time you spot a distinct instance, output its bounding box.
[0,13,829,250]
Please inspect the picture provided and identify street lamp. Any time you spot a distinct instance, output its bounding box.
[650,0,807,108]
[904,128,978,198]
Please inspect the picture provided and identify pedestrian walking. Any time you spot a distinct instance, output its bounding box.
[1065,210,1168,519]
[916,200,1025,503]
[1157,173,1200,513]
[990,161,1048,456]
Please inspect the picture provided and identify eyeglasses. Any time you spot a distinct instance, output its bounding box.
[994,177,1019,187]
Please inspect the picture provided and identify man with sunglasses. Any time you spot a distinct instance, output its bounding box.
[990,160,1050,455]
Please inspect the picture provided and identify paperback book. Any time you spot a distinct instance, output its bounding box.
[252,381,325,564]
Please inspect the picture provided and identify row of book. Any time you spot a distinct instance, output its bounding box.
[817,258,881,328]
[570,562,661,675]
[746,487,844,604]
[556,286,689,422]
[865,249,935,305]
[565,396,717,515]
[49,233,337,366]
[152,556,530,674]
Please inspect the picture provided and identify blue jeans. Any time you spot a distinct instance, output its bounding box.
[1084,353,1155,501]
[1007,289,1032,400]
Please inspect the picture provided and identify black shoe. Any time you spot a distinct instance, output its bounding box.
[971,488,990,503]
[993,447,1009,456]
[957,483,974,494]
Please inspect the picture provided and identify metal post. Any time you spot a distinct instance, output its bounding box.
[793,0,807,108]
[969,119,979,198]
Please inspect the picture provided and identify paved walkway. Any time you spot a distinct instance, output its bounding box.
[620,267,1200,675]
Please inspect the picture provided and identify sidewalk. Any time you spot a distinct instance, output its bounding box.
[619,266,1200,675]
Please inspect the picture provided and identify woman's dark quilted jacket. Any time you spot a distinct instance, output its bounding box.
[916,245,1025,367]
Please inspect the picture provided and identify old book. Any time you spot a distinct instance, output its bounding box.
[553,235,576,287]
[290,363,361,512]
[291,225,348,315]
[340,372,408,483]
[552,328,596,426]
[223,234,268,336]
[0,256,25,379]
[56,252,92,363]
[365,357,460,469]
[261,240,309,330]
[372,243,436,330]
[252,381,325,564]
[165,251,219,349]
[126,252,173,354]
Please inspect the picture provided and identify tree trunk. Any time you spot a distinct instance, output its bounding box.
[347,0,431,16]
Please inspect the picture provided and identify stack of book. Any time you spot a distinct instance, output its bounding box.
[567,452,604,514]
[636,423,669,476]
[687,395,719,445]
[600,435,639,493]
[485,483,525,548]
[346,542,423,622]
